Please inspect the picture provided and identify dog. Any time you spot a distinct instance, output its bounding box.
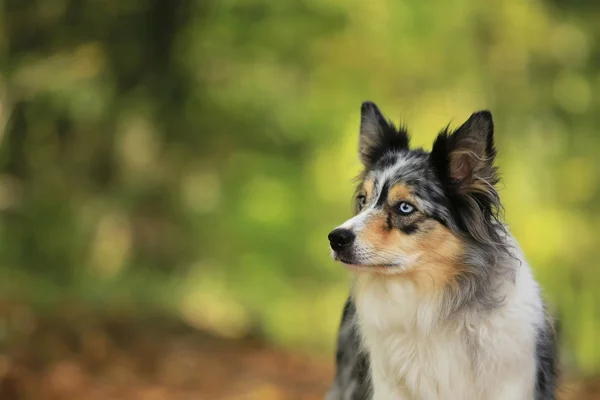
[325,102,557,400]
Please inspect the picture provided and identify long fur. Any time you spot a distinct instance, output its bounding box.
[326,102,558,400]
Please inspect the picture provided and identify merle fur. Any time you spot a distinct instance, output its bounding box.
[326,298,371,400]
[327,101,558,400]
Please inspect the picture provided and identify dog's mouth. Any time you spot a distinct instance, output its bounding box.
[333,254,355,265]
[332,251,402,271]
[331,250,360,265]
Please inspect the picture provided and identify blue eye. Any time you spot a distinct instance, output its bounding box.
[396,201,415,215]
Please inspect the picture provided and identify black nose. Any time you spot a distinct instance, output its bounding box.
[328,228,355,252]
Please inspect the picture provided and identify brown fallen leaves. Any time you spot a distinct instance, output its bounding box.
[0,300,598,400]
[0,300,333,400]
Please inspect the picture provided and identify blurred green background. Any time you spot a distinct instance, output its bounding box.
[1,0,600,397]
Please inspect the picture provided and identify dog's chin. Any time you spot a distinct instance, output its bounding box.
[332,253,405,274]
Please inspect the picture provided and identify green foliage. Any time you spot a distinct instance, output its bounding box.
[1,0,599,374]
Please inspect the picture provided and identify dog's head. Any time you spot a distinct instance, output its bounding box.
[329,102,503,283]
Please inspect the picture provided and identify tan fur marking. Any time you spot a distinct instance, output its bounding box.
[449,147,495,198]
[360,210,389,246]
[362,179,375,200]
[388,184,413,204]
[406,221,464,291]
[357,211,464,292]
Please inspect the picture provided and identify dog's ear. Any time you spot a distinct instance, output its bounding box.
[431,111,502,247]
[430,111,498,195]
[359,101,409,167]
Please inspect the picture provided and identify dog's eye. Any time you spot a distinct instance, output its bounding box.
[357,195,367,211]
[396,201,415,215]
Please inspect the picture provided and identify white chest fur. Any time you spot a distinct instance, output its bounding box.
[353,262,543,400]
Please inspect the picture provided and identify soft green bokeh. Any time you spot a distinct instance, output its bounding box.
[1,0,599,376]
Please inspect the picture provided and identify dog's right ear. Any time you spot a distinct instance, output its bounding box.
[359,101,409,167]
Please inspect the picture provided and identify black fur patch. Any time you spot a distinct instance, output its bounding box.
[400,224,418,235]
[376,152,401,170]
[534,318,559,400]
[375,181,390,207]
[326,298,371,400]
[359,101,410,167]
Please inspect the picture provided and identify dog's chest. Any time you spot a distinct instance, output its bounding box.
[353,278,480,399]
[366,324,475,399]
[358,313,476,398]
[352,273,539,400]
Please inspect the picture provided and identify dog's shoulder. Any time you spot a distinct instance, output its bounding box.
[534,312,559,400]
[326,296,371,400]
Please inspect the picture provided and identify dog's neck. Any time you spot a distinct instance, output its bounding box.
[353,272,446,336]
[352,252,516,336]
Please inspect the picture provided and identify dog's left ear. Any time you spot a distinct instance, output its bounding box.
[430,111,498,194]
[359,101,409,167]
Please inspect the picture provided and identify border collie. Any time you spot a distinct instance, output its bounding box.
[326,102,557,400]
